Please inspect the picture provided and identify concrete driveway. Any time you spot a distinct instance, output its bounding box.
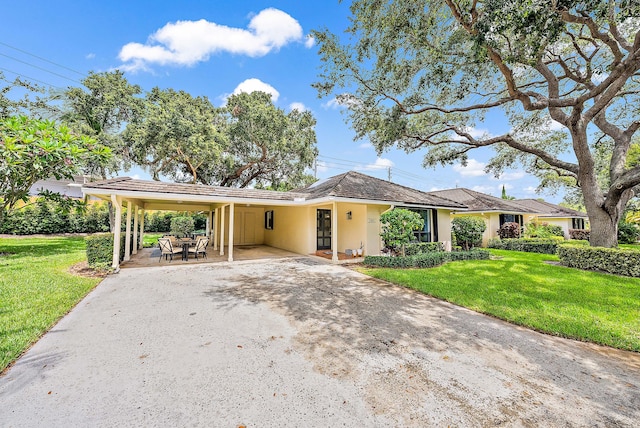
[1,257,639,427]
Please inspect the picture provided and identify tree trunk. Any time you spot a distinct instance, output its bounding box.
[587,205,619,247]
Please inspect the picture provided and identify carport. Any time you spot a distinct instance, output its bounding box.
[82,177,314,269]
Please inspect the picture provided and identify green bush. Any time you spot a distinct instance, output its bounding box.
[170,216,195,238]
[558,244,640,277]
[618,222,640,244]
[404,241,445,255]
[525,221,565,238]
[380,209,424,256]
[487,238,563,254]
[451,216,486,250]
[363,249,489,268]
[85,233,114,269]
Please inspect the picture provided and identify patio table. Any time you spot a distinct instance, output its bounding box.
[178,239,195,261]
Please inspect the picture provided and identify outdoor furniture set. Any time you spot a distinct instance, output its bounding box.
[158,235,208,262]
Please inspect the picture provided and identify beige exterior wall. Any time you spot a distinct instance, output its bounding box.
[366,205,389,256]
[232,206,265,245]
[336,202,367,255]
[263,205,313,255]
[537,218,571,238]
[436,209,453,249]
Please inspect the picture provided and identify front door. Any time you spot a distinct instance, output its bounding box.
[317,209,331,250]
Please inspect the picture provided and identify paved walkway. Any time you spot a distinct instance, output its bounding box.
[1,257,639,426]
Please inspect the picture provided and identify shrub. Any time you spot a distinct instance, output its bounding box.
[170,216,195,238]
[525,221,565,239]
[363,249,489,268]
[558,244,640,277]
[451,216,486,250]
[569,229,590,240]
[85,233,114,269]
[380,209,424,256]
[487,238,562,254]
[497,222,521,239]
[618,222,640,244]
[404,242,445,255]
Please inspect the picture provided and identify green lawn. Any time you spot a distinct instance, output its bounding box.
[0,236,103,372]
[143,232,163,248]
[361,249,640,352]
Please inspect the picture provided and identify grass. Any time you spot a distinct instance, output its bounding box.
[143,232,163,248]
[0,236,103,372]
[360,249,640,352]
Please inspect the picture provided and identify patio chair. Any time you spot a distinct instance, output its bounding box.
[158,238,182,262]
[188,237,208,259]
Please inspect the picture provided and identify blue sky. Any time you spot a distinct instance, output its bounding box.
[1,0,558,201]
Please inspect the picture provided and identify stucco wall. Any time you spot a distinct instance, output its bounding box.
[263,205,312,255]
[232,206,265,245]
[540,218,571,238]
[437,210,453,249]
[337,202,367,255]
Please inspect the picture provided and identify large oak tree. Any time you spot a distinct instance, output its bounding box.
[314,0,640,247]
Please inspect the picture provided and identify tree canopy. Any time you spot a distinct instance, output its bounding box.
[314,0,640,247]
[0,115,111,225]
[63,71,143,179]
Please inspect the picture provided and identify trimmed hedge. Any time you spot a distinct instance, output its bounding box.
[404,242,445,255]
[364,249,490,268]
[487,238,564,255]
[85,233,139,269]
[558,244,640,277]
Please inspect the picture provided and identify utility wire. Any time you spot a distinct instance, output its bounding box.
[0,41,86,77]
[0,66,66,90]
[0,52,81,84]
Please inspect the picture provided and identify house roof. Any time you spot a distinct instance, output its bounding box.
[82,171,466,209]
[294,171,466,209]
[512,199,588,218]
[427,187,529,213]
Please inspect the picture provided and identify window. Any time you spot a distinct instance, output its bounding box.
[499,214,523,227]
[265,210,274,230]
[410,209,432,242]
[572,218,585,229]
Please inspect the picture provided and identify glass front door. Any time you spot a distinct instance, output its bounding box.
[317,209,331,250]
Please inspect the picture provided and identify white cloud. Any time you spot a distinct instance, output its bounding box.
[232,78,280,101]
[289,102,307,112]
[523,186,537,194]
[305,34,315,48]
[118,8,304,70]
[359,142,373,149]
[453,159,486,177]
[430,186,443,191]
[316,161,329,173]
[464,126,492,139]
[494,171,526,181]
[471,185,496,194]
[85,53,95,59]
[322,98,343,109]
[359,157,394,171]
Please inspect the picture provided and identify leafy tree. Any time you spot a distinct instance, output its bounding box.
[125,87,225,184]
[501,185,515,200]
[1,73,60,120]
[170,216,195,238]
[207,91,319,189]
[451,216,486,250]
[63,71,143,179]
[314,1,640,247]
[0,115,111,226]
[380,208,424,256]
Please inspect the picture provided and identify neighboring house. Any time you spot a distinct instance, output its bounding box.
[82,171,466,268]
[428,188,537,245]
[512,199,588,237]
[427,187,588,244]
[30,175,96,200]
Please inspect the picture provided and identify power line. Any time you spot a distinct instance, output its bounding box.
[0,66,66,90]
[0,41,86,77]
[0,52,80,84]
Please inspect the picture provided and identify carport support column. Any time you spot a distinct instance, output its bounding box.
[132,204,139,255]
[205,211,210,247]
[213,208,219,251]
[219,206,225,256]
[138,209,145,250]
[124,200,132,261]
[111,195,122,269]
[228,203,235,262]
[332,201,338,262]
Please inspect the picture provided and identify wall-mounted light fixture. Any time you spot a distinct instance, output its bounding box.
[346,211,352,220]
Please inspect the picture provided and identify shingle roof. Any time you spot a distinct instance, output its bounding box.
[427,188,529,212]
[83,172,466,208]
[294,171,466,208]
[513,199,588,218]
[83,177,308,202]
